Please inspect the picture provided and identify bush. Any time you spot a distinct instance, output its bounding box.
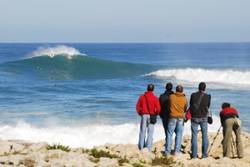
[152,156,181,167]
[89,148,119,159]
[118,156,129,165]
[132,163,145,167]
[47,144,71,152]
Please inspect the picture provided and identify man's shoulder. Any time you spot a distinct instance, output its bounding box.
[169,93,178,100]
[159,91,172,99]
[204,93,211,99]
[138,94,145,99]
[191,91,198,97]
[159,93,166,98]
[191,91,210,96]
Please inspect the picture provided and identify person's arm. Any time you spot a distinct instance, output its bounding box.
[219,111,223,125]
[159,95,163,118]
[207,94,211,108]
[189,93,193,107]
[184,98,188,113]
[234,108,239,117]
[136,96,142,115]
[155,97,161,115]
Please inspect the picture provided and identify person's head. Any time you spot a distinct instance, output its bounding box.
[147,84,154,91]
[165,82,173,91]
[176,85,183,93]
[198,82,206,91]
[222,102,231,109]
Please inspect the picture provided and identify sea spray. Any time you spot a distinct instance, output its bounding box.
[29,45,86,59]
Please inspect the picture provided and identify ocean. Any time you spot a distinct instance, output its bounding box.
[0,43,249,148]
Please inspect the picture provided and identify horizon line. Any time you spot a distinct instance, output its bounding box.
[0,41,250,44]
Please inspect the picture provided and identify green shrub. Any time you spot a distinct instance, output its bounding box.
[82,148,89,154]
[47,144,71,152]
[152,156,180,167]
[118,156,129,165]
[88,157,100,163]
[132,163,145,167]
[90,148,119,159]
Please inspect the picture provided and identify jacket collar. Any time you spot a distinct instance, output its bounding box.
[175,92,185,96]
[145,91,154,95]
[165,90,174,94]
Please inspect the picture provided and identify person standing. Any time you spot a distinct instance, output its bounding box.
[165,85,187,156]
[159,82,174,147]
[220,102,243,158]
[190,82,211,159]
[136,84,161,151]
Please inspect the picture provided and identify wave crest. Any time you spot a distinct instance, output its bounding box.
[29,45,85,59]
[147,68,250,85]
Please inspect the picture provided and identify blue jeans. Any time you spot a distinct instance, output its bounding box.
[191,118,209,158]
[165,118,184,154]
[138,115,154,151]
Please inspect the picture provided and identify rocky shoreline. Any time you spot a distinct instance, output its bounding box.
[0,131,250,167]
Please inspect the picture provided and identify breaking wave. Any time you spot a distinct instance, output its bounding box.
[29,45,85,59]
[1,46,151,80]
[147,68,250,86]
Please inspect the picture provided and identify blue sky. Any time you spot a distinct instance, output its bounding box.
[1,0,250,42]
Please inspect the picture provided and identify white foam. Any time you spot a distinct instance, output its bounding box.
[147,68,250,87]
[0,118,221,148]
[29,45,86,59]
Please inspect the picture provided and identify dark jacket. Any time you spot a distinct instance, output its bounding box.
[190,91,211,118]
[159,90,174,119]
[136,91,161,115]
[220,107,239,124]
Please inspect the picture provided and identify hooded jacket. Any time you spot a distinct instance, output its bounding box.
[136,91,161,115]
[169,92,187,118]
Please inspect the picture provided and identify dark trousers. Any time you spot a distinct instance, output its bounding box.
[161,117,168,145]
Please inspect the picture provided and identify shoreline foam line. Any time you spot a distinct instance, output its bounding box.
[0,117,221,148]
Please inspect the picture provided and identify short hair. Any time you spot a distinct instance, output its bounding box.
[165,82,173,91]
[199,82,206,91]
[147,84,154,91]
[176,85,183,93]
[222,102,231,109]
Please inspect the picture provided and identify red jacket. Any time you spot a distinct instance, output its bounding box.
[220,107,239,117]
[220,107,239,123]
[136,91,161,115]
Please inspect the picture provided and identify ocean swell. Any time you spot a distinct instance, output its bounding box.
[1,49,150,80]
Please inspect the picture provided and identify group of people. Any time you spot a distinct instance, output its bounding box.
[136,82,244,159]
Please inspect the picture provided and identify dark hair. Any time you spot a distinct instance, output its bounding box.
[199,82,206,91]
[176,85,183,93]
[147,84,154,91]
[222,102,231,109]
[165,82,173,91]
